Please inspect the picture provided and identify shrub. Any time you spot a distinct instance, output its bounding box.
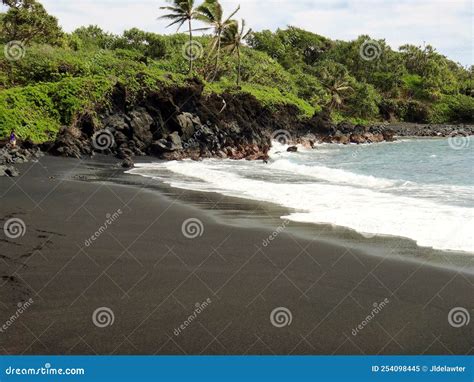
[346,82,381,119]
[431,94,474,123]
[0,76,114,142]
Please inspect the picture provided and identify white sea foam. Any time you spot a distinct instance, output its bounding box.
[268,159,398,188]
[127,158,474,253]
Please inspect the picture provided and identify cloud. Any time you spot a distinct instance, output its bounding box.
[32,0,473,65]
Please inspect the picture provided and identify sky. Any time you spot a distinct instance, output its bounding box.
[6,0,474,66]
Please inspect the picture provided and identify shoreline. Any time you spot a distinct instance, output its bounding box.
[1,156,473,355]
[125,171,473,273]
[121,152,474,273]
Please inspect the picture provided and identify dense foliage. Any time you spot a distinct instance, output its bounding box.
[0,0,472,142]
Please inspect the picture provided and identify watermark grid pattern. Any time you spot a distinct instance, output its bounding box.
[0,38,472,357]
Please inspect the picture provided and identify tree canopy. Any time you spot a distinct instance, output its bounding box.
[0,0,63,44]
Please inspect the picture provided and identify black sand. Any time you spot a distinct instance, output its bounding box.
[0,156,472,355]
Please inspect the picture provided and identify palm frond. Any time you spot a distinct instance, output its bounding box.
[195,7,215,23]
[224,5,240,24]
[166,18,187,30]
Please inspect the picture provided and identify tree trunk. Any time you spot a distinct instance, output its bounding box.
[211,34,221,82]
[188,18,193,75]
[237,49,241,85]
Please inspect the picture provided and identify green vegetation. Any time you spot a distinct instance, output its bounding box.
[0,0,472,142]
[0,76,114,141]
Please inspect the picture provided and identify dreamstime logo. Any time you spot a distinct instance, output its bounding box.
[270,307,292,328]
[92,307,115,328]
[448,132,470,150]
[173,298,212,336]
[448,307,470,328]
[92,129,115,151]
[84,209,123,247]
[271,130,292,145]
[359,39,382,61]
[4,40,26,61]
[0,298,34,333]
[262,219,290,247]
[182,40,204,61]
[181,218,204,239]
[352,298,390,336]
[5,363,85,376]
[3,218,26,239]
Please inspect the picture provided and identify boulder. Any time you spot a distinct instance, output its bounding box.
[382,129,395,142]
[373,133,384,142]
[176,112,202,140]
[117,147,134,159]
[0,150,13,165]
[121,157,134,169]
[103,114,129,132]
[167,131,183,151]
[333,134,350,144]
[287,146,298,152]
[216,150,228,159]
[50,126,90,158]
[151,139,169,155]
[307,108,336,135]
[5,167,19,177]
[150,132,183,155]
[113,131,129,147]
[129,108,153,145]
[354,124,368,134]
[337,121,355,134]
[350,134,366,144]
[362,132,375,142]
[0,166,19,177]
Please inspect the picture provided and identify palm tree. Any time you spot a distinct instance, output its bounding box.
[221,19,252,85]
[195,0,240,81]
[320,65,353,110]
[159,0,197,74]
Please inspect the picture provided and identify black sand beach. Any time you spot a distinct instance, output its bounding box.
[0,156,473,355]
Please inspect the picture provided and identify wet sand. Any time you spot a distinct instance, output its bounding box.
[0,156,472,355]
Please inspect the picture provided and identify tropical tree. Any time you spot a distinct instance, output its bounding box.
[72,25,114,49]
[346,82,381,118]
[0,0,63,44]
[318,62,353,110]
[159,0,197,74]
[221,19,252,85]
[195,0,240,81]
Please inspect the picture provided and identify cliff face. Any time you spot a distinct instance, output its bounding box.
[45,80,281,165]
[40,79,399,167]
[23,80,470,168]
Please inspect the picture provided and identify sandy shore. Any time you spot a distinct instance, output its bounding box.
[0,156,472,355]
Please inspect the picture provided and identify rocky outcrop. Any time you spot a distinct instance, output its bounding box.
[382,123,474,137]
[0,142,44,177]
[296,111,472,146]
[47,126,92,158]
[25,80,472,167]
[47,80,273,165]
[297,113,394,146]
[0,165,19,177]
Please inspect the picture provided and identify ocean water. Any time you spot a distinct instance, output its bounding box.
[127,138,474,253]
